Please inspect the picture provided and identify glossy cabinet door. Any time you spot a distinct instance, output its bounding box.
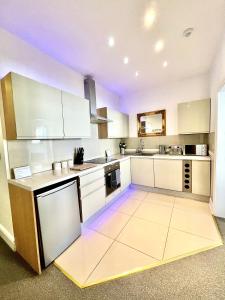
[192,161,210,196]
[98,108,129,138]
[154,159,183,191]
[62,92,91,138]
[11,73,64,139]
[178,99,210,134]
[131,158,154,187]
[120,159,131,190]
[107,109,120,138]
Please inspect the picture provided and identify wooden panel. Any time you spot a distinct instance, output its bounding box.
[9,184,41,274]
[154,159,183,191]
[131,158,154,187]
[97,107,108,138]
[1,73,17,140]
[192,161,210,196]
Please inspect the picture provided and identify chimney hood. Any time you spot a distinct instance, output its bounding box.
[84,75,111,124]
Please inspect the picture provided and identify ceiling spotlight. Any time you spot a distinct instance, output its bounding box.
[108,36,115,47]
[135,71,139,77]
[183,28,194,38]
[163,61,168,68]
[123,56,129,64]
[154,40,164,52]
[144,8,156,29]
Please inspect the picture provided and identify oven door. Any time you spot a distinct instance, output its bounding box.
[105,169,121,196]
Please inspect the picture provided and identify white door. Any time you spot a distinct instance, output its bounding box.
[131,158,154,187]
[62,92,91,138]
[192,161,210,196]
[120,159,131,190]
[154,159,183,191]
[12,73,64,139]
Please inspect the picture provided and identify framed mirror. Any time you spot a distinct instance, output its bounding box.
[137,109,166,137]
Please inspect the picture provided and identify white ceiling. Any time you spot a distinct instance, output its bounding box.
[0,0,225,96]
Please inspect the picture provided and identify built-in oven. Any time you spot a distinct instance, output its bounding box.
[104,162,121,197]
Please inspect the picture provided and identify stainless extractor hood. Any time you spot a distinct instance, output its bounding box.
[84,75,111,124]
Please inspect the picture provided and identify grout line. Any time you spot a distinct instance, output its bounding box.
[84,190,144,284]
[116,239,160,261]
[169,226,222,243]
[162,198,176,260]
[84,240,116,284]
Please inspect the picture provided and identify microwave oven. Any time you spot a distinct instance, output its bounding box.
[183,144,208,156]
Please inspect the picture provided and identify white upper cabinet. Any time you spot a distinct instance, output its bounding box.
[97,107,129,138]
[178,99,210,134]
[62,92,91,138]
[131,158,154,187]
[154,159,183,191]
[1,72,64,139]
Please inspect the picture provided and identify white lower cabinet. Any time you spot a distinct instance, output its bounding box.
[192,161,210,196]
[131,158,154,187]
[120,159,131,191]
[80,169,105,222]
[154,159,183,191]
[81,186,106,222]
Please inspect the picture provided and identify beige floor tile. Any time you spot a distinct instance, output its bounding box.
[134,201,173,226]
[164,228,219,260]
[171,208,221,242]
[174,197,210,214]
[109,195,141,215]
[117,217,168,260]
[86,241,157,284]
[55,228,113,284]
[87,209,130,239]
[144,193,175,207]
[128,189,148,200]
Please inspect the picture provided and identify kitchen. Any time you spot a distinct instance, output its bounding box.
[0,1,225,299]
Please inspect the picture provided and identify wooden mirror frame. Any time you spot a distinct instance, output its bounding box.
[137,109,166,137]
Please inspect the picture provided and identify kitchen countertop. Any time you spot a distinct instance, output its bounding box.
[8,153,210,191]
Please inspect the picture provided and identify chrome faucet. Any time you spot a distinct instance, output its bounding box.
[136,139,144,153]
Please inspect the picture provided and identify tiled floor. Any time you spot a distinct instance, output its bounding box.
[55,188,222,288]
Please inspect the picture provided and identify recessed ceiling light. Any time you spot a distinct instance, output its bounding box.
[183,28,194,38]
[144,8,156,29]
[163,61,168,68]
[108,36,115,47]
[154,40,164,52]
[135,71,139,77]
[123,56,129,64]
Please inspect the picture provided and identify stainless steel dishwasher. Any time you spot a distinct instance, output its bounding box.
[35,179,81,268]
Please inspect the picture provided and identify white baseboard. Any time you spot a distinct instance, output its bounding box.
[0,224,15,251]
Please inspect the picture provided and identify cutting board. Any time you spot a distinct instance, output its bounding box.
[70,163,97,171]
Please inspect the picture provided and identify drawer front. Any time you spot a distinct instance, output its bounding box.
[80,169,104,187]
[80,177,105,199]
[81,186,106,222]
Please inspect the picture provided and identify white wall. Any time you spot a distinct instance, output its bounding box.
[210,31,225,133]
[0,27,121,247]
[121,74,210,137]
[209,31,225,217]
[0,27,120,110]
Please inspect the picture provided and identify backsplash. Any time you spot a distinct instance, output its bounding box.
[7,125,120,176]
[124,134,209,149]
